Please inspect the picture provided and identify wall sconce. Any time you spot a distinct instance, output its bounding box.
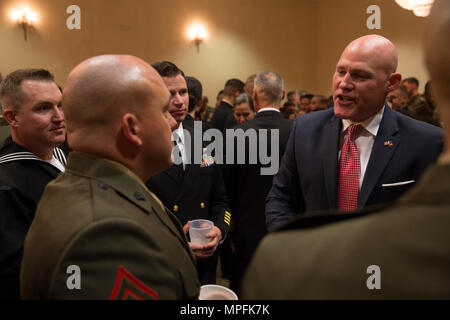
[188,24,207,53]
[10,6,38,41]
[395,0,434,17]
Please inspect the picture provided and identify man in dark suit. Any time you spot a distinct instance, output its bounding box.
[242,1,450,298]
[266,34,443,232]
[210,78,245,131]
[224,71,292,295]
[145,61,231,285]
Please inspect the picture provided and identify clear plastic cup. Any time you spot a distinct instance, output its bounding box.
[189,219,213,245]
[199,284,238,300]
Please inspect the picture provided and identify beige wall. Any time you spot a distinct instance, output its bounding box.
[0,0,316,103]
[0,0,430,102]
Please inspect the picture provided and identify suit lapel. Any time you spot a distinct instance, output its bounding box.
[359,106,399,207]
[321,115,342,209]
[175,124,196,202]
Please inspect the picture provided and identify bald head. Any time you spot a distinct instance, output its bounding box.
[63,55,173,180]
[63,55,169,136]
[343,35,398,77]
[333,35,402,122]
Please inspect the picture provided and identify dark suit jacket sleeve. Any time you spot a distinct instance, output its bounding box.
[209,165,231,239]
[265,119,305,232]
[48,219,198,300]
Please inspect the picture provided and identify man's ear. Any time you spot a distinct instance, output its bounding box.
[3,108,19,127]
[387,73,402,92]
[121,113,142,147]
[281,89,286,101]
[252,88,258,106]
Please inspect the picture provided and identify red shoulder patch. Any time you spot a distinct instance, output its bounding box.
[109,266,158,300]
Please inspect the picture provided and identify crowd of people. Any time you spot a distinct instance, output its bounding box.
[0,0,449,300]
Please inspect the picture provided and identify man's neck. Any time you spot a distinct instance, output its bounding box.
[222,97,234,106]
[11,135,54,160]
[255,103,280,112]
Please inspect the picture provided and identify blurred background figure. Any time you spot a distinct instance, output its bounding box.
[210,79,245,131]
[286,91,300,108]
[424,80,442,127]
[244,74,256,96]
[309,95,328,112]
[387,85,409,111]
[280,101,297,120]
[299,93,313,113]
[401,77,439,126]
[185,76,203,123]
[233,93,255,125]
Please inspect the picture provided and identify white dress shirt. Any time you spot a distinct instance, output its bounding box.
[172,123,187,170]
[47,156,65,172]
[257,107,280,113]
[339,106,385,189]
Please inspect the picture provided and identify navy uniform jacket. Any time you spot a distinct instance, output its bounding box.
[266,106,444,231]
[146,122,231,238]
[146,121,231,284]
[223,110,292,294]
[224,111,292,261]
[0,139,65,300]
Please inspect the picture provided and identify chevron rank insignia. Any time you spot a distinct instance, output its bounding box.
[109,265,158,300]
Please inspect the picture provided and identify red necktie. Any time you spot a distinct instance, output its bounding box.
[338,124,362,211]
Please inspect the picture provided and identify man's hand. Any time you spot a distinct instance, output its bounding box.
[183,221,222,259]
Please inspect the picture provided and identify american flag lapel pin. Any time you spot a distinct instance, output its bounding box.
[384,141,393,147]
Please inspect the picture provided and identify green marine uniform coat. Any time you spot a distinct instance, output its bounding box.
[20,152,200,299]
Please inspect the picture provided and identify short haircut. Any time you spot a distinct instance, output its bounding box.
[283,101,297,108]
[186,76,203,112]
[254,71,284,104]
[300,93,314,100]
[216,89,225,101]
[395,85,409,98]
[151,61,185,78]
[402,77,419,87]
[0,68,55,111]
[223,78,245,96]
[287,91,298,99]
[235,93,254,111]
[314,94,329,104]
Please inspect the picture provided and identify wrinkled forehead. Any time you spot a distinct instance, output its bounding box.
[337,48,390,76]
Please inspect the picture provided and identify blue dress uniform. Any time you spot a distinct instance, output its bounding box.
[146,120,231,284]
[0,139,65,300]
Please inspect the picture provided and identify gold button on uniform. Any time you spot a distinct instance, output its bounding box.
[173,205,179,212]
[200,202,205,209]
